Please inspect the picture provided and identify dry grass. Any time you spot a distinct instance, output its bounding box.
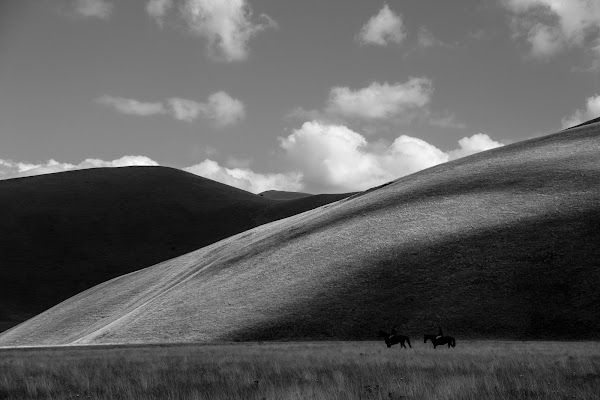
[1,341,599,399]
[1,124,599,347]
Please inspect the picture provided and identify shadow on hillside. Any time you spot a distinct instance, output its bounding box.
[0,167,352,332]
[223,208,600,341]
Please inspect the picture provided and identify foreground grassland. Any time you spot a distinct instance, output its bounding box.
[1,341,599,399]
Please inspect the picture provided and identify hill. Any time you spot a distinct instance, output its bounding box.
[258,190,313,200]
[1,121,599,346]
[0,167,351,332]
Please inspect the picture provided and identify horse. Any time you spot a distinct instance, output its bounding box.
[424,334,456,348]
[378,330,411,349]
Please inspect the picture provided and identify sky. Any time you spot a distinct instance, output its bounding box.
[1,0,600,193]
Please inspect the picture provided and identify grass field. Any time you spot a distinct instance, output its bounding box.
[1,341,599,399]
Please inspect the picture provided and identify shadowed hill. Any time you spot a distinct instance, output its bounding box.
[1,121,599,346]
[258,190,312,200]
[0,167,351,332]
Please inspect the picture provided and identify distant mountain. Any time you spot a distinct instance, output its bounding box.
[258,190,313,200]
[0,167,351,332]
[2,121,599,346]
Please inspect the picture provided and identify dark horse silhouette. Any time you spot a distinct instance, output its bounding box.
[378,330,411,348]
[424,334,456,348]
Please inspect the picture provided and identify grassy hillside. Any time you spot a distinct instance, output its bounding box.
[1,122,599,346]
[0,167,350,331]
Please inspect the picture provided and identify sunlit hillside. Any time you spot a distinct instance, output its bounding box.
[1,121,599,346]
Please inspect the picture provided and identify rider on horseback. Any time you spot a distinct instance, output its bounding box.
[390,325,398,338]
[435,326,443,340]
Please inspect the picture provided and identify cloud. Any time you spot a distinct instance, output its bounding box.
[68,0,114,19]
[0,156,159,180]
[447,133,505,160]
[356,3,405,46]
[180,0,277,62]
[96,96,166,116]
[202,91,246,126]
[0,128,504,192]
[167,98,204,122]
[98,92,245,126]
[503,0,600,59]
[561,95,600,128]
[417,26,443,48]
[146,0,173,26]
[167,92,245,126]
[326,78,433,120]
[184,159,302,193]
[278,121,504,192]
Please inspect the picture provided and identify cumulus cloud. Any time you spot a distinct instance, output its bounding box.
[503,0,600,59]
[96,96,166,116]
[146,0,173,26]
[326,78,433,120]
[201,91,246,126]
[98,92,245,126]
[180,0,277,62]
[447,133,505,160]
[184,159,302,193]
[561,95,600,128]
[278,121,504,192]
[0,156,159,180]
[69,0,114,19]
[356,3,405,46]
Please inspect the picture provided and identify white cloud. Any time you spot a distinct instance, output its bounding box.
[503,0,600,59]
[146,0,173,26]
[326,78,433,120]
[561,95,600,128]
[96,96,166,116]
[356,3,405,46]
[447,133,505,160]
[70,0,114,19]
[98,92,245,126]
[180,0,277,62]
[278,121,504,192]
[0,156,159,180]
[184,159,302,193]
[167,92,245,126]
[167,98,205,122]
[203,91,246,126]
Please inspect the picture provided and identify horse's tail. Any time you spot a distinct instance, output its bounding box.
[451,338,456,347]
[407,337,411,348]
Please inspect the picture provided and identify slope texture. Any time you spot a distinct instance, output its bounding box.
[0,167,350,331]
[1,123,599,346]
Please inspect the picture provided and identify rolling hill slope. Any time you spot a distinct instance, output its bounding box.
[0,167,351,332]
[258,190,312,200]
[1,121,599,346]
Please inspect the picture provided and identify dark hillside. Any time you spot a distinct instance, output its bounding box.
[0,167,350,331]
[258,190,312,200]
